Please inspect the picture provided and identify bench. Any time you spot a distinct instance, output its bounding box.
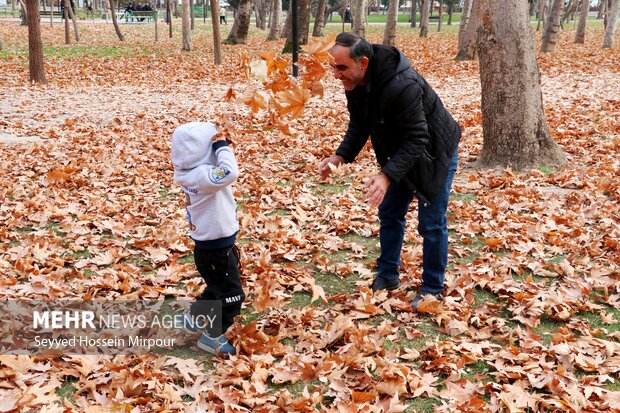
[39,9,61,17]
[123,10,157,23]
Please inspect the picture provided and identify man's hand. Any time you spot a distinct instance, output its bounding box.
[318,155,345,180]
[364,172,391,207]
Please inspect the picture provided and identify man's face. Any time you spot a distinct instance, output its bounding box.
[329,44,369,92]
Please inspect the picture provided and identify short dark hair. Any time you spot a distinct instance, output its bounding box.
[334,32,374,62]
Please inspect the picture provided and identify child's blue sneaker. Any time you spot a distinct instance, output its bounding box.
[197,333,236,355]
[175,313,199,333]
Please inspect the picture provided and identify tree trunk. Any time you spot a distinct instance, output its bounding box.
[541,0,563,52]
[458,0,472,46]
[574,0,589,43]
[536,0,545,30]
[64,0,71,44]
[20,0,27,25]
[109,0,125,41]
[281,0,291,38]
[267,0,281,40]
[383,0,398,45]
[26,0,46,84]
[437,0,443,31]
[476,0,566,170]
[420,0,429,37]
[226,0,251,44]
[410,0,417,27]
[167,0,173,38]
[313,0,326,37]
[352,0,367,37]
[210,0,221,63]
[190,0,194,29]
[259,0,270,30]
[562,0,578,23]
[66,0,80,42]
[602,0,619,47]
[597,0,606,20]
[283,0,311,51]
[456,0,479,59]
[182,0,191,50]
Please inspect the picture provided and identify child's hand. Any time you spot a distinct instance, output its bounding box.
[212,134,226,143]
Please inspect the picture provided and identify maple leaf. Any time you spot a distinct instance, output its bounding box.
[275,85,311,119]
[237,88,269,113]
[225,87,236,102]
[302,33,336,64]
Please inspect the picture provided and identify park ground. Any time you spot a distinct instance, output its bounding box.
[0,20,619,412]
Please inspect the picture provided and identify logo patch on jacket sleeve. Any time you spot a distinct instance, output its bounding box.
[209,166,231,183]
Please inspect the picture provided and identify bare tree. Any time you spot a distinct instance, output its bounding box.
[602,0,619,47]
[283,0,311,51]
[383,0,398,45]
[574,0,589,43]
[65,0,81,42]
[210,0,221,63]
[182,0,191,50]
[26,0,46,84]
[226,0,252,44]
[475,0,566,169]
[313,0,327,37]
[267,0,281,40]
[109,0,125,41]
[410,0,417,27]
[420,0,429,37]
[19,0,27,25]
[437,0,443,31]
[541,0,563,52]
[456,0,479,59]
[352,0,368,37]
[536,0,546,31]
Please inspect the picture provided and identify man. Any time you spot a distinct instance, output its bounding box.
[319,32,461,310]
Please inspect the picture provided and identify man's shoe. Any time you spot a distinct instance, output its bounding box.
[371,277,400,292]
[175,313,199,333]
[411,292,442,311]
[197,333,236,355]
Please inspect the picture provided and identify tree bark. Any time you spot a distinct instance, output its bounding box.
[597,0,605,20]
[267,0,281,40]
[19,0,27,25]
[476,0,566,170]
[109,0,125,41]
[259,0,270,29]
[541,0,563,52]
[312,0,326,37]
[210,0,221,63]
[26,0,46,84]
[562,0,578,23]
[536,0,545,30]
[383,0,398,45]
[602,0,618,47]
[190,0,194,29]
[63,0,71,44]
[437,0,443,31]
[66,0,80,42]
[283,0,311,51]
[458,0,472,46]
[420,0,429,37]
[226,0,251,44]
[410,0,417,27]
[352,0,367,37]
[574,0,589,43]
[281,0,291,38]
[182,0,191,50]
[456,0,479,60]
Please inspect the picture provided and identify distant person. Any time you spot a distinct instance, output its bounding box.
[219,6,227,24]
[344,5,351,23]
[171,122,244,355]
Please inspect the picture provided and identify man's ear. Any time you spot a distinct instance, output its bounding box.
[359,56,369,71]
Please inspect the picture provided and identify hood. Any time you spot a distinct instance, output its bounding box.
[171,122,218,170]
[367,44,412,91]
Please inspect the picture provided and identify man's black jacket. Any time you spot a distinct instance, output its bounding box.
[335,44,461,204]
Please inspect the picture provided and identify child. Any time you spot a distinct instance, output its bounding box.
[171,121,244,355]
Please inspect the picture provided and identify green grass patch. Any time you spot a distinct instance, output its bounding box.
[473,288,499,308]
[315,272,360,296]
[55,377,78,405]
[177,253,194,264]
[152,346,216,369]
[16,225,35,233]
[451,192,477,203]
[46,221,66,237]
[533,316,563,347]
[577,308,620,334]
[44,45,133,58]
[405,396,441,413]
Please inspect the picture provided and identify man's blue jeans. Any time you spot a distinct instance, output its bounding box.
[376,150,458,295]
